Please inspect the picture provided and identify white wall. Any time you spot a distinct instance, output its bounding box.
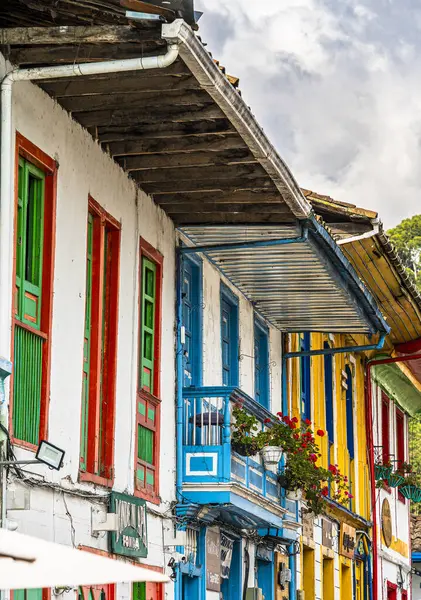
[0,57,176,588]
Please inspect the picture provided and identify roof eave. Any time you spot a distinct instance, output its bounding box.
[164,20,311,219]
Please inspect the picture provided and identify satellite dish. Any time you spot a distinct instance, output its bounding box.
[121,0,196,27]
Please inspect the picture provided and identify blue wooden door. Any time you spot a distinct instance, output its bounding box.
[182,259,201,387]
[222,299,233,386]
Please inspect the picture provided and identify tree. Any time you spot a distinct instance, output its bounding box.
[387,215,421,288]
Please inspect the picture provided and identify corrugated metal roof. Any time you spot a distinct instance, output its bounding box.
[179,224,388,334]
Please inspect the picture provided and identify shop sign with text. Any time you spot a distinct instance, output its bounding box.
[109,492,147,558]
[206,527,221,591]
[339,523,356,559]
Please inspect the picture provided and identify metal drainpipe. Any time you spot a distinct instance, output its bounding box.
[365,352,421,600]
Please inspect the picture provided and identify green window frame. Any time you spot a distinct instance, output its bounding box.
[140,257,157,394]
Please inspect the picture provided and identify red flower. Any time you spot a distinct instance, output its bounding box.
[292,416,299,423]
[289,423,297,429]
[347,492,353,499]
[277,412,283,417]
[301,443,307,448]
[316,429,325,437]
[321,487,329,496]
[328,464,337,475]
[309,453,318,463]
[293,433,300,440]
[304,418,311,426]
[264,418,271,424]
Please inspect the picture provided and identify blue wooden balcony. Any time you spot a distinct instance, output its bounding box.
[180,386,299,536]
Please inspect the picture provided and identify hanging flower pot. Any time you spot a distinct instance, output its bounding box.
[399,484,421,502]
[286,489,303,502]
[260,446,284,473]
[387,473,405,488]
[374,464,393,480]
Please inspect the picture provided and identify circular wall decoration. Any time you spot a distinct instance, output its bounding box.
[381,498,392,547]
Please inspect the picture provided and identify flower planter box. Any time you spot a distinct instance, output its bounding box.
[399,485,421,502]
[387,473,405,488]
[374,464,393,480]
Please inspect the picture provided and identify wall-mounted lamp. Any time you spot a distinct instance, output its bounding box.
[0,440,65,471]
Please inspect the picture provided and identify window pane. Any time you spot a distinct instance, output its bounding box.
[138,424,154,465]
[25,173,44,287]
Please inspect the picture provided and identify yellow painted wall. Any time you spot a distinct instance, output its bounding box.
[302,546,315,600]
[288,333,371,520]
[322,557,334,600]
[340,560,352,600]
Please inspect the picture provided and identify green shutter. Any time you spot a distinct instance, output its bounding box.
[14,590,43,600]
[13,325,43,445]
[138,424,154,464]
[133,583,146,600]
[140,258,156,394]
[15,159,45,329]
[80,214,93,471]
[13,158,45,445]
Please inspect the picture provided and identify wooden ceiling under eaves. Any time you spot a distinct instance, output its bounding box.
[0,0,296,226]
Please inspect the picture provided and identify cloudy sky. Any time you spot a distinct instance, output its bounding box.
[195,0,421,228]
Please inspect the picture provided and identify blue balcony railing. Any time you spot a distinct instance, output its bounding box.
[182,386,280,504]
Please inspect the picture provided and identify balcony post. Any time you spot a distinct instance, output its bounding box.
[222,393,231,481]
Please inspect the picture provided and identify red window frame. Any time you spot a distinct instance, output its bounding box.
[382,393,390,465]
[10,133,57,450]
[79,196,120,487]
[134,238,163,504]
[396,408,406,503]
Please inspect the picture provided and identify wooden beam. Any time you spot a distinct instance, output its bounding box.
[140,178,274,194]
[154,190,282,205]
[117,148,254,170]
[97,120,234,143]
[0,25,160,45]
[155,201,290,214]
[40,73,199,97]
[170,212,296,225]
[8,42,166,65]
[107,133,247,156]
[75,104,225,128]
[59,89,210,112]
[131,163,268,184]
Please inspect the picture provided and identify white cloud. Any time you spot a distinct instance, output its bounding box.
[196,0,421,227]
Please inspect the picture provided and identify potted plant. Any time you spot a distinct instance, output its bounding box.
[387,462,412,488]
[399,474,421,502]
[374,459,393,481]
[231,404,265,457]
[231,407,352,516]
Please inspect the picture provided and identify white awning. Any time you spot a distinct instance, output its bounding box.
[0,529,168,590]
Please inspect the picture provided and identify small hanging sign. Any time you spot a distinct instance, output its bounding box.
[109,492,147,558]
